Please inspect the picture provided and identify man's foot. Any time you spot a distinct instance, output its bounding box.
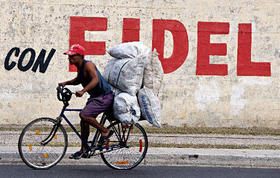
[98,130,114,147]
[69,150,89,159]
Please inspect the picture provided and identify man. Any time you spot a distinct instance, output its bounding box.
[59,44,114,159]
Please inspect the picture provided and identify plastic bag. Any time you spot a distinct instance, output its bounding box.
[142,49,164,96]
[107,41,150,59]
[137,87,161,128]
[113,92,141,124]
[103,58,145,95]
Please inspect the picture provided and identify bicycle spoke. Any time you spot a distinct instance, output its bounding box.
[124,126,132,143]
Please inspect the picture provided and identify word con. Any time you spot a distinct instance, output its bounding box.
[68,17,271,76]
[4,47,56,73]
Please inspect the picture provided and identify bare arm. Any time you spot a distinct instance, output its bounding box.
[65,77,81,85]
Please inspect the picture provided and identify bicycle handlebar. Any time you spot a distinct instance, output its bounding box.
[56,86,73,105]
[56,86,63,101]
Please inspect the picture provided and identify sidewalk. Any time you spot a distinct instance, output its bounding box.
[1,131,280,168]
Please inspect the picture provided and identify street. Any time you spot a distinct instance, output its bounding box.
[0,165,279,178]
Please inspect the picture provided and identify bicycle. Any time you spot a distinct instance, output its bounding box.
[18,86,148,170]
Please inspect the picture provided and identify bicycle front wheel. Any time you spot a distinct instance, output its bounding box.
[18,117,68,169]
[100,122,148,170]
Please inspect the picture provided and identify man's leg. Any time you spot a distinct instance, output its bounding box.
[79,113,110,136]
[80,120,90,152]
[69,120,90,159]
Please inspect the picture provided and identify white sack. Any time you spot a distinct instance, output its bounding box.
[107,41,150,59]
[113,92,141,125]
[137,87,161,128]
[142,50,164,96]
[103,59,115,81]
[103,58,145,95]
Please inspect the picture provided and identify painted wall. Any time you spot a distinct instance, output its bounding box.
[0,0,280,128]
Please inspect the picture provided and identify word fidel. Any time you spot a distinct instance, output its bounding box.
[4,47,56,73]
[68,17,271,76]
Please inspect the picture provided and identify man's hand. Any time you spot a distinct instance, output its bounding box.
[58,82,67,87]
[75,90,85,97]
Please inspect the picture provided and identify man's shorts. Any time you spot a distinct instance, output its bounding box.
[80,93,114,118]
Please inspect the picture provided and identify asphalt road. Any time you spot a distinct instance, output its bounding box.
[0,165,279,178]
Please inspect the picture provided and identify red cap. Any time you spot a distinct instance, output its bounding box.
[64,44,85,56]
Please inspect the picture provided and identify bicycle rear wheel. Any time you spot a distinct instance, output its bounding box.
[18,117,68,169]
[100,122,148,170]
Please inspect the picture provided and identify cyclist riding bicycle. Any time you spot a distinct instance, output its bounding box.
[59,44,114,159]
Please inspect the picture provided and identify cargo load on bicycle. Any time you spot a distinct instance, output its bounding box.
[103,42,163,128]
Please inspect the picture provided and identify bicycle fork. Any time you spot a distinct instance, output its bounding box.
[40,116,62,146]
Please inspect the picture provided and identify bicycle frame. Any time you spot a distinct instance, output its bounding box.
[57,105,110,151]
[19,86,148,170]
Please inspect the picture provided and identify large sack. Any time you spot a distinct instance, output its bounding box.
[107,41,150,59]
[103,58,145,95]
[142,50,164,96]
[137,87,161,128]
[113,92,141,124]
[102,58,115,84]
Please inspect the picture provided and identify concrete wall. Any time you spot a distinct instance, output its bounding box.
[0,0,280,128]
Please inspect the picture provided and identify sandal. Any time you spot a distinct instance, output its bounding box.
[98,130,114,146]
[69,151,89,159]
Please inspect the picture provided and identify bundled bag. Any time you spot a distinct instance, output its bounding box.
[107,41,151,59]
[103,58,146,95]
[137,87,161,128]
[113,92,141,124]
[142,49,164,96]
